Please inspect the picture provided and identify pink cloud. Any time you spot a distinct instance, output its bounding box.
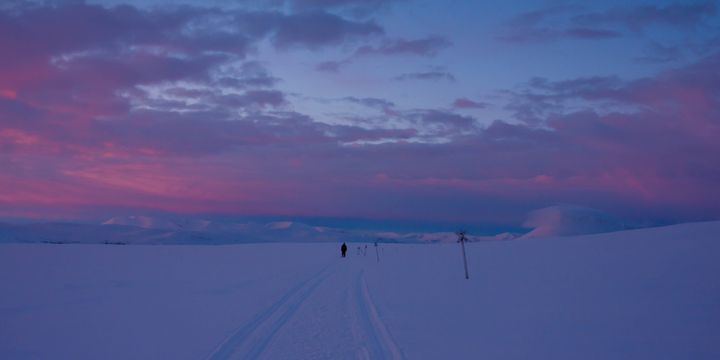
[0,89,16,99]
[452,98,486,109]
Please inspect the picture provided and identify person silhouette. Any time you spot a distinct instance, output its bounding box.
[341,242,347,258]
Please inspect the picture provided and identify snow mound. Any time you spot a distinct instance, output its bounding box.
[522,205,625,238]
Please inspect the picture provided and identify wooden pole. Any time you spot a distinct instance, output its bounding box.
[457,231,470,279]
[460,237,469,279]
[374,241,380,263]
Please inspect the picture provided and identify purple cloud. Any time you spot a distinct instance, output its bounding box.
[498,2,717,43]
[354,35,451,56]
[315,60,352,72]
[342,96,395,109]
[214,61,281,89]
[270,11,383,49]
[315,35,450,73]
[498,10,622,44]
[452,98,487,109]
[394,70,455,82]
[572,1,717,32]
[412,110,476,131]
[283,0,404,17]
[635,42,685,63]
[212,90,287,109]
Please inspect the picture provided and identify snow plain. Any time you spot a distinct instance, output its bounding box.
[1,221,719,359]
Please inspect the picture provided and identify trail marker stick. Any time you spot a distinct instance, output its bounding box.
[374,240,380,263]
[456,231,470,279]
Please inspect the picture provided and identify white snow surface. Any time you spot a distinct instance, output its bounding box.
[1,221,719,359]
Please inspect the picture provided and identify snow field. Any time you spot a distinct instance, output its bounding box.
[1,221,719,359]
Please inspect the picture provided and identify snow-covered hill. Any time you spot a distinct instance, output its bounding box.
[1,221,719,359]
[521,205,626,238]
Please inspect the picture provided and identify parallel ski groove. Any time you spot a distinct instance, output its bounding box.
[243,270,330,359]
[358,271,404,360]
[205,264,331,360]
[354,270,385,359]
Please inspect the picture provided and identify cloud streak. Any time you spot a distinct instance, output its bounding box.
[394,70,455,82]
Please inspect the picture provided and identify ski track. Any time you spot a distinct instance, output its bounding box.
[205,263,333,360]
[205,262,403,360]
[354,269,404,360]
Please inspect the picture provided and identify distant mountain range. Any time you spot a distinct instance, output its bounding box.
[0,205,645,245]
[0,216,521,245]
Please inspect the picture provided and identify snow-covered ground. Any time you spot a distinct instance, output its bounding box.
[1,221,719,359]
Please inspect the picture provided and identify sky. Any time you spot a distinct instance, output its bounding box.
[0,0,719,231]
